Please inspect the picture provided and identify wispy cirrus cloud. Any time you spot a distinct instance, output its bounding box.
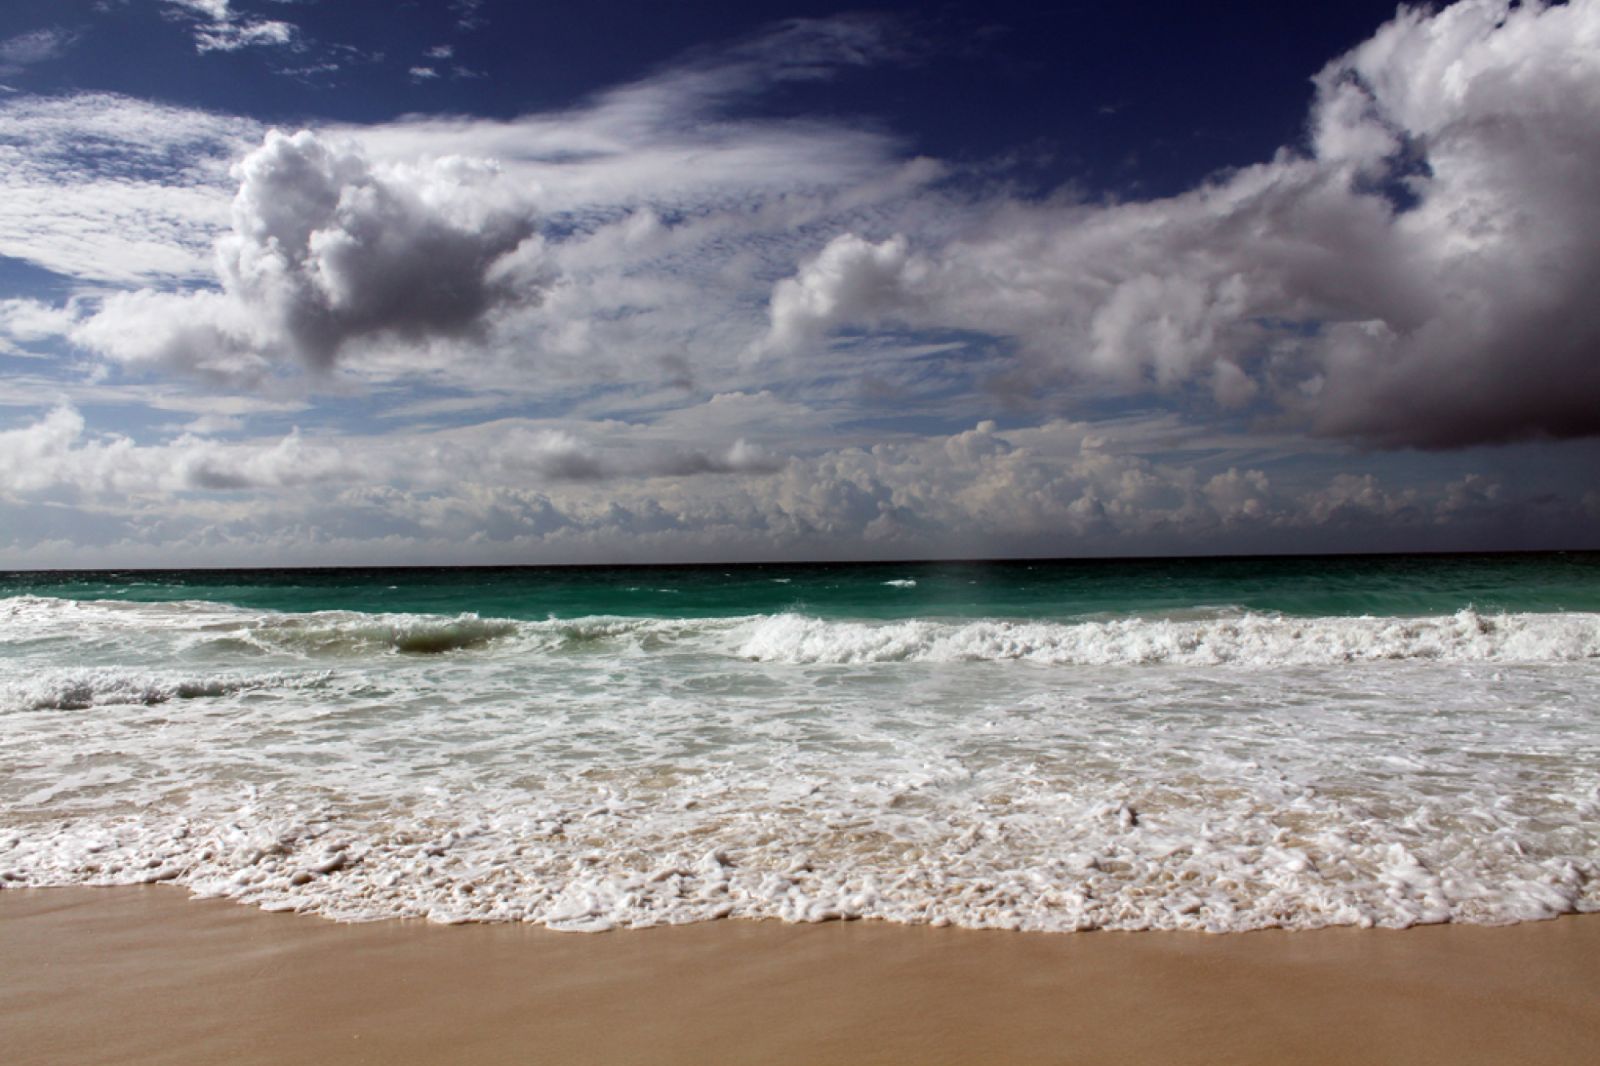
[161,0,297,54]
[450,1,487,33]
[0,92,258,283]
[0,13,917,289]
[0,27,79,80]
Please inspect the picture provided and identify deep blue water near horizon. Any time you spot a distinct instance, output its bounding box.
[5,550,1600,621]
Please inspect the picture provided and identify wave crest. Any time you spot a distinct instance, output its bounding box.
[5,668,323,711]
[5,594,1598,667]
[243,613,518,656]
[733,609,1600,665]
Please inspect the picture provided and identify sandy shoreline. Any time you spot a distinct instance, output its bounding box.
[3,887,1597,1065]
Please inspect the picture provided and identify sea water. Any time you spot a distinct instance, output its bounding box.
[2,554,1597,932]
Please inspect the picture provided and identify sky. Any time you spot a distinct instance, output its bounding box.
[1,0,1598,567]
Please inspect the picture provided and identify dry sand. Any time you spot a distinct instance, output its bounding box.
[3,886,1597,1065]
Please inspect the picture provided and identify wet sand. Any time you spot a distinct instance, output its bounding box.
[3,887,1597,1065]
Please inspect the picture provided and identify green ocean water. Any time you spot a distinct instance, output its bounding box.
[4,551,1599,621]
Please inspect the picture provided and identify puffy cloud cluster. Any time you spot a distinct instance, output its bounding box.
[759,234,919,357]
[13,3,1599,454]
[0,299,79,357]
[16,16,925,389]
[4,2,1600,567]
[0,407,350,496]
[74,130,544,381]
[760,1,1600,449]
[461,424,782,482]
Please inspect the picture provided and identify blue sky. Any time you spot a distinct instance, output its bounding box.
[1,0,1598,566]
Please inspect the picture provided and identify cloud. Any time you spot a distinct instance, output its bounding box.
[0,14,923,361]
[759,234,919,357]
[0,28,77,78]
[343,15,915,210]
[0,3,1595,566]
[451,1,487,32]
[28,16,929,395]
[6,404,1587,566]
[13,0,1600,515]
[0,93,258,283]
[499,426,782,481]
[0,299,81,357]
[0,394,787,505]
[74,129,545,379]
[0,370,311,420]
[162,0,297,54]
[0,407,350,496]
[757,0,1600,450]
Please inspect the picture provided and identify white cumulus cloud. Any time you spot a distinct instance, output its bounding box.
[759,0,1600,449]
[74,129,546,380]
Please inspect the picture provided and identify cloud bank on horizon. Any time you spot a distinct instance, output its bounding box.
[0,0,1597,565]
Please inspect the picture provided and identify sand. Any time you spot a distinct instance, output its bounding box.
[3,887,1597,1065]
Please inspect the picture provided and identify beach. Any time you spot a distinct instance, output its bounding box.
[5,886,1599,1065]
[6,0,1599,1055]
[3,557,1598,1061]
[7,0,1600,1055]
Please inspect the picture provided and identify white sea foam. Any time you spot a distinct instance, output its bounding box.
[3,596,1598,932]
[5,595,1597,667]
[2,667,326,711]
[732,609,1600,665]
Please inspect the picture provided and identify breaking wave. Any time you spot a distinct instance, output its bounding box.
[732,609,1600,666]
[4,668,326,711]
[4,595,1598,668]
[244,613,520,656]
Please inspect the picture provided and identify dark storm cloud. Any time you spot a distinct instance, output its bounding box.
[75,129,545,381]
[221,130,539,370]
[760,1,1600,450]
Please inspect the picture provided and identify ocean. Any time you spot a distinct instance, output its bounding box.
[2,553,1597,932]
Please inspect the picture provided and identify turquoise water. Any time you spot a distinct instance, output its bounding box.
[5,551,1599,621]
